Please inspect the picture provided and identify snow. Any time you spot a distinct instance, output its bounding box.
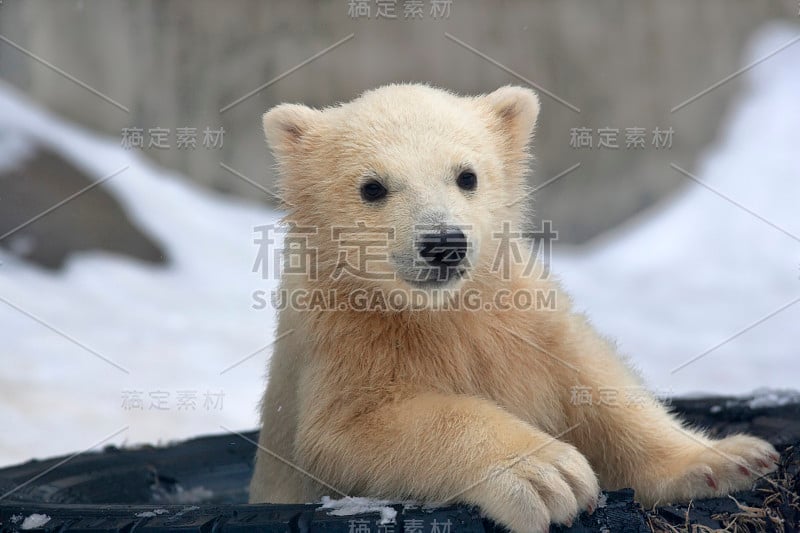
[705,389,800,411]
[0,22,798,468]
[20,514,50,530]
[152,485,214,504]
[319,496,399,524]
[554,23,800,396]
[596,493,608,509]
[169,506,200,520]
[747,389,800,409]
[0,83,281,465]
[135,508,169,518]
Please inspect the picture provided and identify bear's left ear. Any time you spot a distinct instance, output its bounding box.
[482,86,540,153]
[262,103,322,159]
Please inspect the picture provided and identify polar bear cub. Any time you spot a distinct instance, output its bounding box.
[248,84,778,533]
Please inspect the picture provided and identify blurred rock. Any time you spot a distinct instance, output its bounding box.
[0,0,797,244]
[0,147,166,269]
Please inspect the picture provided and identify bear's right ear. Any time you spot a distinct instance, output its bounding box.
[482,86,540,154]
[262,104,321,158]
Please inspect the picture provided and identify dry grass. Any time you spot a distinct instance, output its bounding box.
[645,446,799,533]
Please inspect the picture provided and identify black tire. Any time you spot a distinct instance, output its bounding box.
[1,396,798,532]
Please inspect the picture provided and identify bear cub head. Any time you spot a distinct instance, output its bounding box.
[263,84,540,308]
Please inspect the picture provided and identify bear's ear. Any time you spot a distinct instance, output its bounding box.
[262,103,322,158]
[482,86,540,153]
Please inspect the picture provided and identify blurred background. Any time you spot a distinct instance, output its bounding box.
[0,1,798,466]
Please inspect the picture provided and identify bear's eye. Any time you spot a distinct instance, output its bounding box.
[456,170,477,191]
[360,180,388,202]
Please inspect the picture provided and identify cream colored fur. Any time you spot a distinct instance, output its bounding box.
[248,84,778,533]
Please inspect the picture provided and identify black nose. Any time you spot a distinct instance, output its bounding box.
[417,228,468,268]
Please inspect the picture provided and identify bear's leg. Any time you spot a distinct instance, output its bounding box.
[556,315,779,507]
[297,392,600,533]
[249,314,308,504]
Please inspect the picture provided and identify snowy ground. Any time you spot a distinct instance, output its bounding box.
[0,85,283,466]
[554,23,800,397]
[0,23,798,467]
